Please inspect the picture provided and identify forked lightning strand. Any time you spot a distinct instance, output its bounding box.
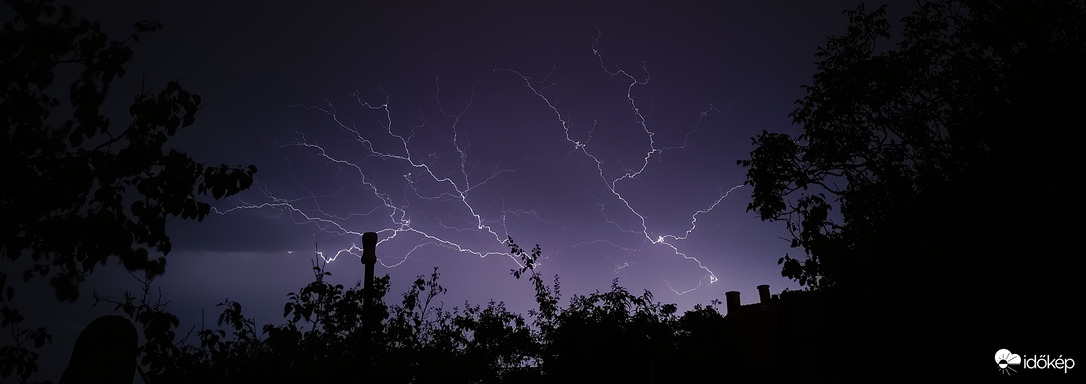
[215,23,745,295]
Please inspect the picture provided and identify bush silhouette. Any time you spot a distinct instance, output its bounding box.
[86,238,760,384]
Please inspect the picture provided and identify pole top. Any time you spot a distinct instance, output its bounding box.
[361,232,377,266]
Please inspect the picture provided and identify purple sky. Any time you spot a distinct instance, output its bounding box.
[13,0,919,378]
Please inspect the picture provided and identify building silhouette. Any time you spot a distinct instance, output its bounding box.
[723,285,826,383]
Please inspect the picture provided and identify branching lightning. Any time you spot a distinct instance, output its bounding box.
[214,22,745,296]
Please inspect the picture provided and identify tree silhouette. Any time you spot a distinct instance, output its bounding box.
[1,0,256,380]
[739,0,1085,380]
[73,238,769,384]
[99,252,540,383]
[672,303,729,382]
[1,0,256,302]
[507,237,689,384]
[538,280,678,384]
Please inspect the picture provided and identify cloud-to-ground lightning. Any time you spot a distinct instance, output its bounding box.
[214,22,746,296]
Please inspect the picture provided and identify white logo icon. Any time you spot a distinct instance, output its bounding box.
[996,349,1022,375]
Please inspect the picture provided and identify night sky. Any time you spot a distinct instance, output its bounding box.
[11,0,920,377]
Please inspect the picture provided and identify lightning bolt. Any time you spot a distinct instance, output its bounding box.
[493,22,746,292]
[214,21,745,296]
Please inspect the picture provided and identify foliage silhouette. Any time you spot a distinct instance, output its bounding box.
[72,238,753,384]
[1,0,257,299]
[1,0,257,303]
[1,0,256,380]
[739,0,1085,380]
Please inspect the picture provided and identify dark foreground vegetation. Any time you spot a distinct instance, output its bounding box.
[79,239,746,384]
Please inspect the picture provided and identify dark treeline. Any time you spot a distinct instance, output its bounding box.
[93,238,751,384]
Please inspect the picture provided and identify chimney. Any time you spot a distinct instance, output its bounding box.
[725,291,741,315]
[361,232,378,332]
[758,284,771,304]
[360,232,378,373]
